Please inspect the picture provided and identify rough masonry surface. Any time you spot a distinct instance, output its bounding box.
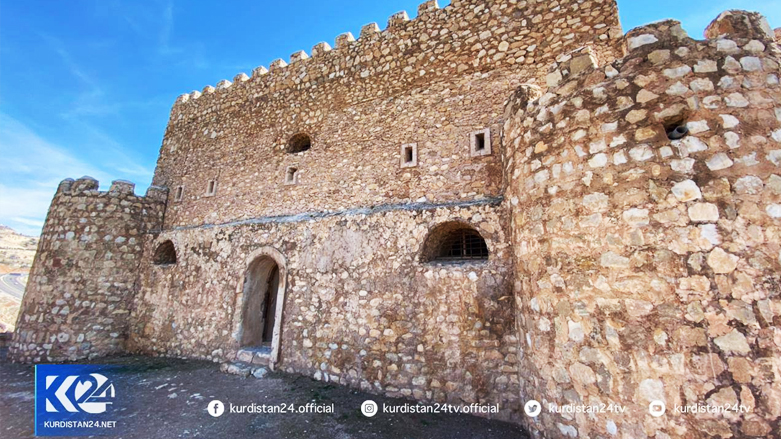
[9,1,781,438]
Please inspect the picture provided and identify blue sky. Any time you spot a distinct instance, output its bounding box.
[0,0,779,236]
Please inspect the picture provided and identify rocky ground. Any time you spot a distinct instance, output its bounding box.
[0,354,529,439]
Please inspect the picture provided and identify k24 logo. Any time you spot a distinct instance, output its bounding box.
[35,365,121,436]
[41,372,116,414]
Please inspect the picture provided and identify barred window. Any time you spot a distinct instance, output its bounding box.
[420,222,489,263]
[438,229,489,260]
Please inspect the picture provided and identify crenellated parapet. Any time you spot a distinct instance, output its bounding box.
[503,10,781,439]
[167,0,623,125]
[704,10,776,41]
[55,176,168,201]
[9,177,168,362]
[155,0,625,230]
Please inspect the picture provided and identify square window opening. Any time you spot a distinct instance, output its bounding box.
[470,128,492,157]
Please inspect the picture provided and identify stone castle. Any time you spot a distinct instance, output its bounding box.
[9,1,781,437]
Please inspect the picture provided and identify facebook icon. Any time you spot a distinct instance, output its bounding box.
[207,400,224,417]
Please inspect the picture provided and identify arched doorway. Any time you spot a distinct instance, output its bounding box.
[236,247,288,369]
[241,256,281,348]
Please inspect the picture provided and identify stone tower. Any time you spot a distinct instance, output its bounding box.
[503,10,781,438]
[10,1,781,437]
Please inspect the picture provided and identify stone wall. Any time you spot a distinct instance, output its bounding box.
[8,0,626,425]
[9,178,167,362]
[0,331,11,349]
[127,201,524,420]
[503,11,781,439]
[10,2,781,437]
[128,2,624,422]
[153,0,623,229]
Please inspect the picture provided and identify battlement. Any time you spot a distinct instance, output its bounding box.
[173,0,446,108]
[11,5,781,437]
[172,0,445,108]
[168,0,622,124]
[510,9,781,167]
[154,0,624,230]
[506,9,781,204]
[9,176,169,363]
[56,176,168,202]
[704,9,776,40]
[539,10,780,98]
[503,9,781,439]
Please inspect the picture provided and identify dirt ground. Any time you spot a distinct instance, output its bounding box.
[0,354,529,439]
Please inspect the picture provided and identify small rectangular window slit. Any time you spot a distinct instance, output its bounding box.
[174,186,184,202]
[470,128,492,157]
[475,133,485,151]
[205,180,217,196]
[400,143,417,168]
[285,166,299,185]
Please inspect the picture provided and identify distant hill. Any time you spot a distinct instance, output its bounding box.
[0,225,38,274]
[0,225,37,331]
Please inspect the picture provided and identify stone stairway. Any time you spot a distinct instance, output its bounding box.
[220,346,271,378]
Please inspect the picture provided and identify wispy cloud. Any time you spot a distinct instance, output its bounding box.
[38,33,118,119]
[157,1,182,56]
[61,118,155,181]
[9,217,45,229]
[108,0,207,69]
[32,34,156,182]
[0,113,114,236]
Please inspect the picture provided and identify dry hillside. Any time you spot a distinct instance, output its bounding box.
[0,225,38,331]
[0,224,38,274]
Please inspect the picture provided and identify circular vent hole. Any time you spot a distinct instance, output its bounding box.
[666,124,689,140]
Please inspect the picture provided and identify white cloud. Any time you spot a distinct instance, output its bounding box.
[0,185,54,237]
[8,216,45,229]
[60,118,156,181]
[1,32,157,239]
[0,113,114,236]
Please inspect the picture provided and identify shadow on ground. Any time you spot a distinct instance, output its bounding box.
[0,354,529,439]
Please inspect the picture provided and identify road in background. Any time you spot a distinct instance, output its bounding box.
[0,273,26,300]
